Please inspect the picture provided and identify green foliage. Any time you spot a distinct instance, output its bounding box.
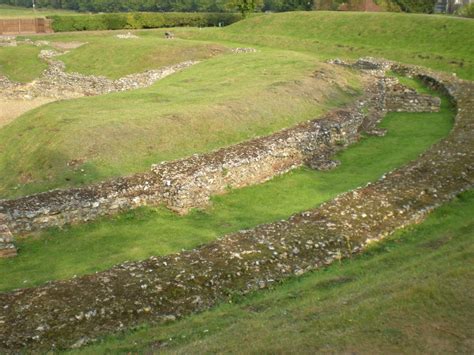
[48,12,242,32]
[457,3,474,18]
[392,0,436,13]
[313,0,432,12]
[228,0,263,17]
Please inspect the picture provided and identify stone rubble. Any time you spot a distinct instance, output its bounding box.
[0,49,198,100]
[0,36,17,47]
[0,67,439,237]
[116,32,139,39]
[231,47,257,54]
[0,59,472,351]
[0,214,16,258]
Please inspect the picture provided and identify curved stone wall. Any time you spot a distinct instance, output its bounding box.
[0,59,470,351]
[0,69,439,238]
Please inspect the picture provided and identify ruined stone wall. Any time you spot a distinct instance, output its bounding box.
[151,109,364,213]
[0,69,440,237]
[0,215,16,258]
[0,107,367,235]
[0,60,472,351]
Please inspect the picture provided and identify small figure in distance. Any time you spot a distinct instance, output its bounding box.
[164,31,174,39]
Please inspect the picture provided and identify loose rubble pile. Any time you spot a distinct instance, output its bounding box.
[231,47,257,53]
[0,49,198,100]
[0,67,439,236]
[0,36,17,47]
[116,32,139,39]
[0,59,472,351]
[0,215,16,258]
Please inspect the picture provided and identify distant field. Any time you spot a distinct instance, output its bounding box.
[0,4,78,18]
[0,44,46,82]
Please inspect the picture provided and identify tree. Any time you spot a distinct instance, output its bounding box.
[228,0,263,17]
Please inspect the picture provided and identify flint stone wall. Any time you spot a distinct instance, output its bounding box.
[0,60,472,351]
[0,218,16,258]
[0,72,440,236]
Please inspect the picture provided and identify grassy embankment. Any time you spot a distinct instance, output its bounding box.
[0,77,453,291]
[0,12,472,198]
[0,12,471,353]
[73,188,474,354]
[0,40,359,198]
[178,11,474,80]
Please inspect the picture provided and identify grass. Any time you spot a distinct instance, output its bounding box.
[176,11,474,80]
[0,46,359,198]
[0,12,472,353]
[0,12,472,198]
[59,35,229,79]
[73,188,474,354]
[0,4,78,18]
[0,44,47,82]
[0,83,453,292]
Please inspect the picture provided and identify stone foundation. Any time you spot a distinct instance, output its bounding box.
[0,49,198,100]
[0,67,440,240]
[0,214,16,258]
[0,60,471,351]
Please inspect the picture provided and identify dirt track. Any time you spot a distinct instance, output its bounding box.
[0,98,54,128]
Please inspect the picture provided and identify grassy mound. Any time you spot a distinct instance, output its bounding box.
[181,11,474,80]
[0,48,358,198]
[1,12,472,197]
[76,188,473,353]
[0,80,453,291]
[59,35,228,79]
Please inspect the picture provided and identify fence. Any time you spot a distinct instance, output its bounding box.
[0,18,53,35]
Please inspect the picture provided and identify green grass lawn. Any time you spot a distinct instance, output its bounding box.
[176,11,474,80]
[74,188,473,354]
[0,47,359,198]
[0,4,78,18]
[59,35,229,79]
[0,84,453,292]
[0,44,47,82]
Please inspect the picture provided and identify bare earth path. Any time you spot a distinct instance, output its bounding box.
[0,98,55,128]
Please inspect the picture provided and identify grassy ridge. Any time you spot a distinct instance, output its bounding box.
[179,11,474,80]
[0,12,472,197]
[75,189,474,354]
[60,36,228,79]
[0,48,358,198]
[0,83,453,291]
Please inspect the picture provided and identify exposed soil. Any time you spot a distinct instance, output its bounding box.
[49,41,87,50]
[0,98,55,128]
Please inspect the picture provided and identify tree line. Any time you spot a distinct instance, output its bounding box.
[0,0,438,14]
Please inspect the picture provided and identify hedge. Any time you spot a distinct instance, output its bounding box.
[47,12,243,32]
